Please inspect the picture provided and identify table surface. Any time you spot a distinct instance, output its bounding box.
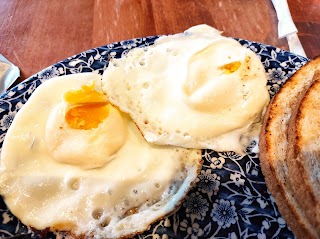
[0,0,319,82]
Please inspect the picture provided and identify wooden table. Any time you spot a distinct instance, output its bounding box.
[0,0,319,82]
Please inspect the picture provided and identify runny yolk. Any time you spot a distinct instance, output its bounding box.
[65,103,109,130]
[64,82,107,104]
[220,61,241,74]
[64,82,110,130]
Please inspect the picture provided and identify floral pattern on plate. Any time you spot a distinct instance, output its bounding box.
[0,36,309,239]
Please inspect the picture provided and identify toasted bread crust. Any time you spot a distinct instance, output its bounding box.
[259,56,320,239]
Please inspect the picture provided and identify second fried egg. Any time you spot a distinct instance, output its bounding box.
[102,25,270,153]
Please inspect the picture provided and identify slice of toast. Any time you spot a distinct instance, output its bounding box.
[259,56,320,239]
[286,71,320,234]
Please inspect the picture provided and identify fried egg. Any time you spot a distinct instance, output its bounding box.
[0,73,201,238]
[102,25,270,153]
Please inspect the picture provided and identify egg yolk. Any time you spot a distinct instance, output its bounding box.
[64,82,110,130]
[220,61,241,74]
[65,103,109,130]
[184,43,243,96]
[64,82,107,104]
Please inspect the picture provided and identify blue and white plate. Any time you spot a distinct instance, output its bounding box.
[0,36,308,239]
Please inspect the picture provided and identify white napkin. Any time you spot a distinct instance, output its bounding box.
[0,55,20,95]
[271,0,307,57]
